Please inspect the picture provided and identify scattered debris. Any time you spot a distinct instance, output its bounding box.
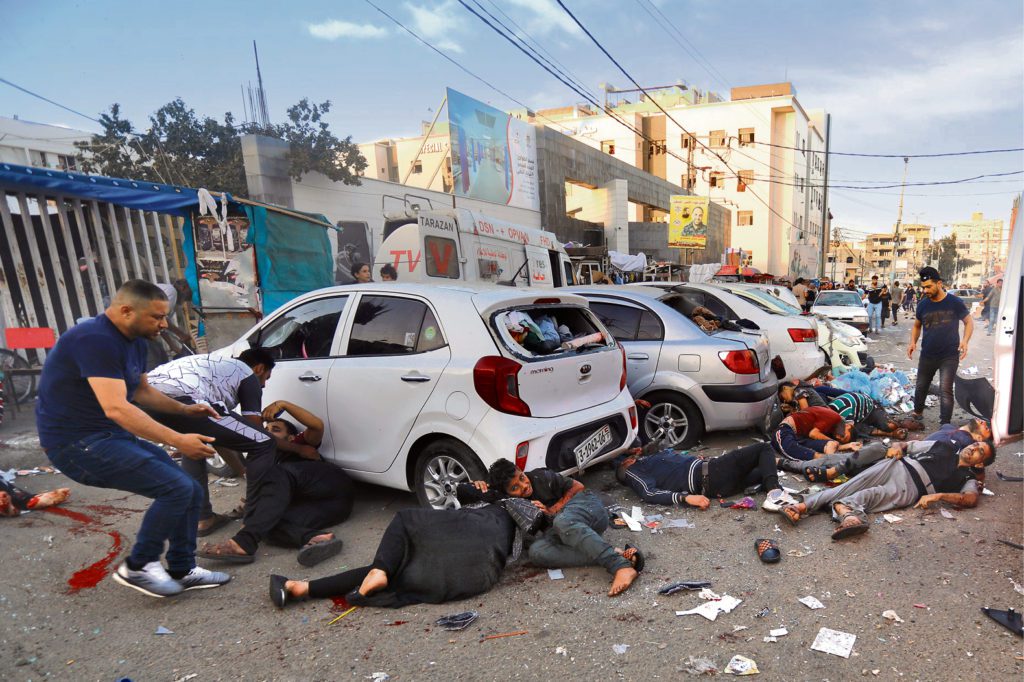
[769,627,789,637]
[799,596,826,610]
[981,488,995,496]
[369,673,390,682]
[845,590,856,598]
[554,646,567,656]
[619,511,643,532]
[754,607,770,619]
[997,539,1024,550]
[996,471,1024,482]
[213,478,240,487]
[980,607,1023,637]
[883,514,903,523]
[660,580,712,595]
[763,636,777,643]
[327,606,358,625]
[732,625,749,632]
[676,594,743,621]
[479,630,528,642]
[663,518,696,529]
[547,569,564,580]
[724,654,759,675]
[154,626,173,635]
[612,644,630,655]
[913,604,928,609]
[787,549,812,557]
[682,655,719,676]
[810,627,857,658]
[720,497,756,510]
[436,611,479,631]
[1011,579,1024,596]
[939,508,955,520]
[698,587,721,600]
[882,610,904,624]
[172,674,198,682]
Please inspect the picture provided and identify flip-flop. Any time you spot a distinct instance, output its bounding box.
[196,513,232,538]
[755,538,781,563]
[624,543,645,573]
[831,520,868,541]
[804,466,829,483]
[198,542,255,564]
[778,503,802,526]
[269,574,289,608]
[297,537,344,568]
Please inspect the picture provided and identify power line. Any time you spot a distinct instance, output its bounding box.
[0,76,102,125]
[750,139,1024,158]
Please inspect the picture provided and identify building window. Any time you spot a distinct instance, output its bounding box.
[737,170,754,192]
[709,130,726,148]
[56,154,77,171]
[412,160,423,174]
[737,210,753,226]
[601,140,616,155]
[709,171,725,188]
[846,257,854,263]
[681,174,695,190]
[680,133,696,149]
[738,127,755,144]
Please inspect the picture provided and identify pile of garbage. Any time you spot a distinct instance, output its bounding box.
[832,364,915,411]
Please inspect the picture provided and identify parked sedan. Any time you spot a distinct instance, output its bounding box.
[573,286,778,448]
[810,289,870,332]
[216,284,637,508]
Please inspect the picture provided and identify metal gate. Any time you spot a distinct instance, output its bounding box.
[0,187,187,361]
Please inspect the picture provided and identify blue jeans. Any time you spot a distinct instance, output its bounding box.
[527,490,630,575]
[988,306,999,333]
[46,432,203,573]
[866,302,882,331]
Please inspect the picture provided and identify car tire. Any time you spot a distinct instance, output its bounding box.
[414,438,486,510]
[639,391,705,449]
[205,452,239,479]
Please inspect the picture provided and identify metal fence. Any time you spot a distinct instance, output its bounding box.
[0,187,187,361]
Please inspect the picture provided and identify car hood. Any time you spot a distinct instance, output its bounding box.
[812,305,868,318]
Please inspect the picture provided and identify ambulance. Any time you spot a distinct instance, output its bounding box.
[373,208,576,288]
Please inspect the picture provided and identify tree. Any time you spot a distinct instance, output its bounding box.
[931,232,958,284]
[76,98,365,198]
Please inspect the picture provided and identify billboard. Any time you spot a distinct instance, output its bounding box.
[447,88,539,211]
[668,195,710,248]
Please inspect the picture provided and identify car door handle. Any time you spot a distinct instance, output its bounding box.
[627,353,649,360]
[401,374,432,383]
[298,372,322,382]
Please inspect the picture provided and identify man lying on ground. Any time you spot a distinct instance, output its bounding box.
[826,390,908,440]
[478,460,643,597]
[1,478,71,517]
[775,440,993,540]
[617,442,782,509]
[771,406,861,461]
[198,401,353,567]
[268,485,517,609]
[922,418,991,451]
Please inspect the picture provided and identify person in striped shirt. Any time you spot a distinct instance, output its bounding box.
[826,391,907,440]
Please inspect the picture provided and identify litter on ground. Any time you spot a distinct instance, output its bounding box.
[810,627,857,658]
[724,654,759,675]
[676,594,743,621]
[799,596,826,610]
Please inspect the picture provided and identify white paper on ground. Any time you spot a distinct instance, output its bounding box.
[799,596,826,610]
[769,627,789,637]
[675,594,742,621]
[619,511,642,532]
[663,518,695,529]
[883,514,903,523]
[547,569,564,580]
[810,627,856,658]
[940,508,955,519]
[631,506,644,523]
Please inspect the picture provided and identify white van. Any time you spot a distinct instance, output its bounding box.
[373,208,576,288]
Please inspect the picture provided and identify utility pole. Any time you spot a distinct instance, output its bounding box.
[884,156,910,283]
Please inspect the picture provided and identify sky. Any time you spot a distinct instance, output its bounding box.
[3,0,1022,241]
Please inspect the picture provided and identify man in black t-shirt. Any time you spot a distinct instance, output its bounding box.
[863,275,883,333]
[475,461,643,597]
[907,267,973,424]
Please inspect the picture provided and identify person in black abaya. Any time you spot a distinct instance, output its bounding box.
[269,493,517,609]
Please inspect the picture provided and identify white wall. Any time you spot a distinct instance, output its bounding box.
[0,117,92,169]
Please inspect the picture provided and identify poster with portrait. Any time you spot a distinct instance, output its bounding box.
[330,220,372,284]
[668,195,710,248]
[192,214,258,310]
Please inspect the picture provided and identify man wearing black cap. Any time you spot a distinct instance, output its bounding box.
[907,266,974,424]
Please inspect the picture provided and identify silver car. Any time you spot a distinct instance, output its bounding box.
[573,286,778,448]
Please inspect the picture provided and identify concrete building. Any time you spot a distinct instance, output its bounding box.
[946,212,1006,286]
[515,82,831,278]
[826,237,866,284]
[862,223,932,283]
[0,116,91,170]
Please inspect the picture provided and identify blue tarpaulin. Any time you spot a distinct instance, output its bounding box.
[245,205,333,314]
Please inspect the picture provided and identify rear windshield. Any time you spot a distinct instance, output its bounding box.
[492,305,615,359]
[737,288,802,315]
[816,291,862,307]
[658,292,735,335]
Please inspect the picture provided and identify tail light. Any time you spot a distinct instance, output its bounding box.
[619,345,627,391]
[787,327,817,342]
[719,349,760,375]
[628,406,637,429]
[473,356,531,416]
[515,441,529,471]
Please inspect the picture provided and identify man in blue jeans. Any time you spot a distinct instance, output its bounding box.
[478,460,642,597]
[863,275,883,333]
[907,267,973,425]
[37,280,231,598]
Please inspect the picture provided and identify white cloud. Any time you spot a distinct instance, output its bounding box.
[307,19,389,40]
[405,1,466,52]
[505,0,582,36]
[796,32,1023,139]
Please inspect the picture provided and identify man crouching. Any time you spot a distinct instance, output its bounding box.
[474,460,642,596]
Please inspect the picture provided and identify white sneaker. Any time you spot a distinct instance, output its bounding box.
[176,566,232,591]
[112,561,184,598]
[761,488,803,513]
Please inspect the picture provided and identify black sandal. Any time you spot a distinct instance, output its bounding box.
[805,466,830,483]
[755,538,781,563]
[196,513,232,538]
[297,537,344,568]
[269,574,289,608]
[624,543,645,573]
[831,516,869,541]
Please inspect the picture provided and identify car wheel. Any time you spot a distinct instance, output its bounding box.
[639,392,705,449]
[205,452,239,479]
[414,438,486,509]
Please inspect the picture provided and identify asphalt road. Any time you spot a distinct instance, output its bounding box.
[1,322,1022,681]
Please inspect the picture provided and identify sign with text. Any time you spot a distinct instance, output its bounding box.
[668,195,710,248]
[447,88,539,211]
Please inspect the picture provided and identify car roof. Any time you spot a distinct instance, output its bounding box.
[569,284,668,300]
[278,282,585,306]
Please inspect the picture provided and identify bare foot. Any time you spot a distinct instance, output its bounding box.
[305,532,334,546]
[357,568,388,596]
[0,491,17,517]
[608,567,638,597]
[199,538,249,557]
[26,487,71,510]
[285,580,309,598]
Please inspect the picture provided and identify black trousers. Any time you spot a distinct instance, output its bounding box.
[890,304,899,323]
[914,354,958,424]
[148,409,278,520]
[258,458,354,549]
[706,442,780,498]
[0,478,35,511]
[307,512,407,599]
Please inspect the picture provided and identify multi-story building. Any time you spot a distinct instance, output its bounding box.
[358,120,454,193]
[946,212,1006,286]
[0,116,91,170]
[517,82,831,277]
[863,223,932,283]
[826,237,866,284]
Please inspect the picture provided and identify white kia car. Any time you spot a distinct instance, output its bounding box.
[216,284,638,507]
[810,289,870,332]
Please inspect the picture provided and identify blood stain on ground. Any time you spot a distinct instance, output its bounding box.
[330,596,351,612]
[385,620,408,626]
[42,506,125,593]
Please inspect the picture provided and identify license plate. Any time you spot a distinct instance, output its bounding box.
[574,424,613,470]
